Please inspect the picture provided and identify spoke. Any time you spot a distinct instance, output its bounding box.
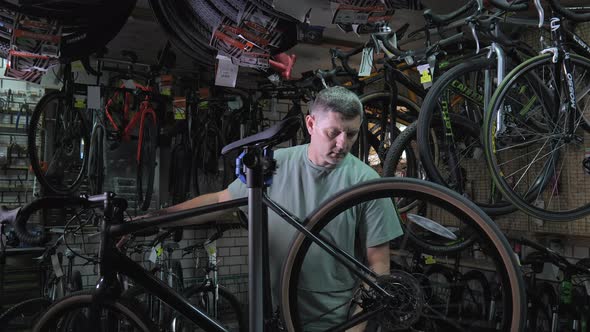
[495,133,562,152]
[544,144,569,209]
[504,140,566,191]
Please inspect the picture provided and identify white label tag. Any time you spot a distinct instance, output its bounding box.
[148,245,159,263]
[358,47,373,77]
[51,254,64,278]
[215,55,239,88]
[532,198,545,226]
[87,85,101,110]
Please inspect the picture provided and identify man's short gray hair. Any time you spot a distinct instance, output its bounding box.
[310,86,363,121]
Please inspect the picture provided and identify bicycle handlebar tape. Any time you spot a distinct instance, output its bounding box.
[423,0,477,25]
[14,196,88,245]
[548,0,590,22]
[486,0,528,12]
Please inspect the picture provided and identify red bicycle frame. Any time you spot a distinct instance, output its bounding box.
[104,81,158,163]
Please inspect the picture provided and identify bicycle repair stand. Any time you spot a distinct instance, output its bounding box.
[236,146,277,331]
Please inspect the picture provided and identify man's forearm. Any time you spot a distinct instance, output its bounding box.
[367,242,390,275]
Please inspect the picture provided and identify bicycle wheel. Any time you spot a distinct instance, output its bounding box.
[87,124,106,195]
[33,291,158,332]
[417,57,517,216]
[356,92,420,170]
[458,269,491,321]
[281,177,525,332]
[171,283,246,332]
[28,91,90,194]
[483,53,590,221]
[0,297,52,331]
[136,113,158,211]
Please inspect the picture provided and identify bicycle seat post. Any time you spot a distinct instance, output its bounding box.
[240,146,275,331]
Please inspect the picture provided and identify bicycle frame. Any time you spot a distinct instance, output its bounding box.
[104,82,158,163]
[100,147,392,331]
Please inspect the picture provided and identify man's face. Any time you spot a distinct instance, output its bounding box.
[306,110,361,168]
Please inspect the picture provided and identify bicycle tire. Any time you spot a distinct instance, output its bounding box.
[357,92,420,168]
[148,0,216,67]
[33,290,158,332]
[87,124,106,195]
[423,263,460,316]
[417,57,517,216]
[28,91,90,195]
[171,283,247,332]
[280,177,526,332]
[483,53,590,221]
[459,269,491,321]
[0,297,52,331]
[169,140,192,204]
[136,113,158,211]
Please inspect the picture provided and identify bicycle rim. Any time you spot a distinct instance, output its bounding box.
[33,291,157,332]
[281,178,525,332]
[357,92,420,171]
[28,91,89,194]
[484,53,590,221]
[137,115,157,211]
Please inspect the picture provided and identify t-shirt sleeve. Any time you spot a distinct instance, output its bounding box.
[228,176,247,199]
[361,194,404,248]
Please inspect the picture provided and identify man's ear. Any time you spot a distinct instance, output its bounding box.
[305,114,314,135]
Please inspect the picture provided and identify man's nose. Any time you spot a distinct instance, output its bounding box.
[335,133,347,150]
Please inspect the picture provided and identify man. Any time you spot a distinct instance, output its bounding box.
[161,86,402,331]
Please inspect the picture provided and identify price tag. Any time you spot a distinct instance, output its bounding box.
[358,47,373,77]
[205,240,217,265]
[174,108,186,120]
[148,244,162,263]
[332,4,393,25]
[215,54,239,88]
[51,253,64,278]
[531,198,545,226]
[417,64,433,88]
[424,255,436,265]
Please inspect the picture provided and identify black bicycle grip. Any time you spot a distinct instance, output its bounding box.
[14,196,88,245]
[487,0,528,12]
[547,0,590,22]
[423,0,477,25]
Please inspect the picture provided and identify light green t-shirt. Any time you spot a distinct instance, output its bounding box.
[228,144,402,331]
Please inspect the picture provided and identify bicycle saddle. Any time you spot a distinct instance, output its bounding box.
[221,116,301,155]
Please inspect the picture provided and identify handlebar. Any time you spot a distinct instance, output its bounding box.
[547,0,590,22]
[486,0,528,12]
[515,237,590,275]
[423,0,478,25]
[4,193,125,245]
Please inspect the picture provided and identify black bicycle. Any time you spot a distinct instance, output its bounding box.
[6,117,525,331]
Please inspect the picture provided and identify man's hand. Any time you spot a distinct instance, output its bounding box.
[347,242,391,332]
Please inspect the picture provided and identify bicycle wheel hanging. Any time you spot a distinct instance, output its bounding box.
[356,91,421,171]
[281,178,525,332]
[136,113,158,211]
[483,53,590,221]
[417,58,517,216]
[87,124,106,195]
[28,91,90,195]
